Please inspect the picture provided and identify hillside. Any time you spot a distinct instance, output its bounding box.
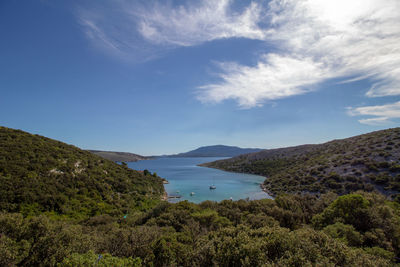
[163,145,262,157]
[202,128,400,197]
[0,126,164,218]
[88,150,149,162]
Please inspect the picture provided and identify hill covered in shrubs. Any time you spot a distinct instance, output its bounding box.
[203,128,400,198]
[0,126,164,219]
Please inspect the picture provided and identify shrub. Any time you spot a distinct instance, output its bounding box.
[59,250,141,267]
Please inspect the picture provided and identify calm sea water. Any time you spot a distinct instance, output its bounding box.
[128,157,272,203]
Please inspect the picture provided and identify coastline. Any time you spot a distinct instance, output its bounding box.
[199,163,274,198]
[161,187,183,201]
[161,179,169,201]
[129,158,274,203]
[162,186,168,201]
[259,183,275,198]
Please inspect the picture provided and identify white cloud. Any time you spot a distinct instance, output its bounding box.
[76,0,267,60]
[76,3,170,62]
[198,54,329,108]
[136,0,267,46]
[358,117,391,126]
[348,101,400,125]
[198,0,400,107]
[77,0,400,113]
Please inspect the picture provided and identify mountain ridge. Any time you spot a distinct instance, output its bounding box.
[88,150,149,162]
[160,144,263,158]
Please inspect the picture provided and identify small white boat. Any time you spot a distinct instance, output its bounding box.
[210,176,217,190]
[190,192,195,196]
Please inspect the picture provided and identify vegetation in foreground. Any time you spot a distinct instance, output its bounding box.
[203,128,400,197]
[1,192,400,266]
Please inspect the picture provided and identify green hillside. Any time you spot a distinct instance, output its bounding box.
[202,128,400,197]
[0,126,164,219]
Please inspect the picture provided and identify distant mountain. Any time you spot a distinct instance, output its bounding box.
[88,150,149,162]
[202,128,400,197]
[163,145,263,158]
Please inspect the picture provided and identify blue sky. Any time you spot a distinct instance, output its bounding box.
[0,0,399,155]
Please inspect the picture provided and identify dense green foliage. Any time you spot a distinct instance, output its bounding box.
[59,251,142,266]
[204,128,400,197]
[1,192,399,266]
[0,126,164,219]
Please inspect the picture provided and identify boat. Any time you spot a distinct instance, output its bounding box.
[209,176,216,190]
[190,192,195,196]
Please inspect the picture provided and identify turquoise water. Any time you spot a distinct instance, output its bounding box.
[128,157,272,203]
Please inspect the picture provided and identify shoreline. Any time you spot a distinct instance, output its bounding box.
[161,184,182,201]
[199,163,275,198]
[162,190,168,201]
[259,183,275,198]
[199,163,267,179]
[154,161,274,202]
[161,182,168,201]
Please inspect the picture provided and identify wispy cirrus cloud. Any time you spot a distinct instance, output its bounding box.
[77,2,170,62]
[77,0,400,123]
[198,54,329,108]
[136,0,267,46]
[198,0,400,108]
[77,0,268,60]
[348,101,400,125]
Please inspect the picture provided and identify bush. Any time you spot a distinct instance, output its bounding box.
[323,222,363,246]
[59,250,141,267]
[312,194,370,231]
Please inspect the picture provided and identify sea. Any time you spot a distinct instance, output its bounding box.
[128,157,272,203]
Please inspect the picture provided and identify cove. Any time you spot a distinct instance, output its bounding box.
[128,157,272,203]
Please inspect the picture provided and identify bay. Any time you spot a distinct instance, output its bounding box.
[128,157,272,203]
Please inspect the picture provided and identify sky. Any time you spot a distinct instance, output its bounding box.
[0,0,399,155]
